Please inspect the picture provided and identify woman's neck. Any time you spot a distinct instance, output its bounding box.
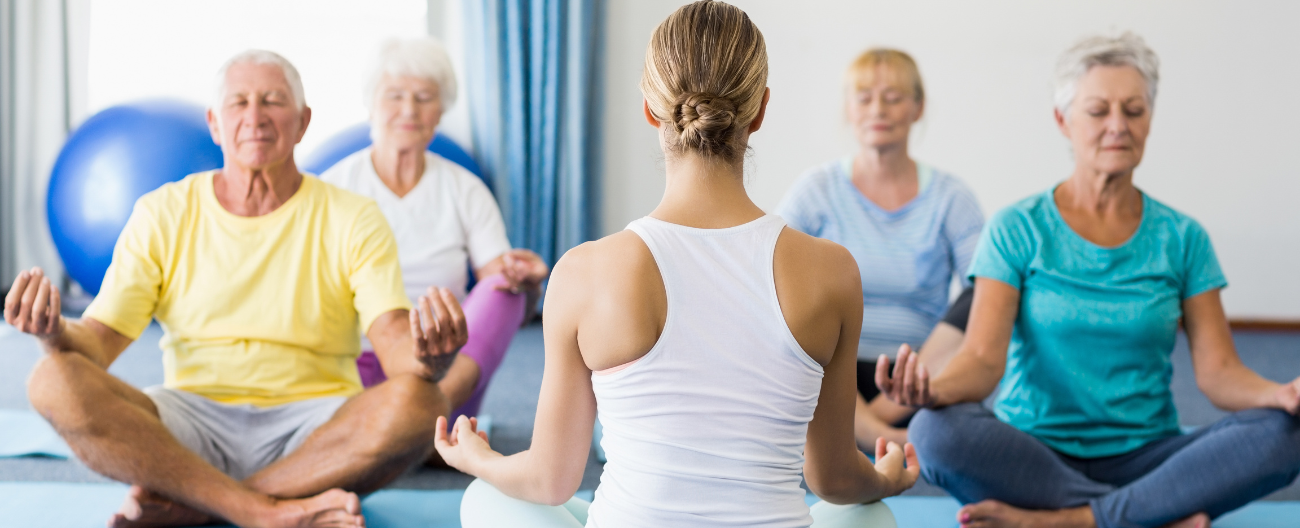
[650,154,764,229]
[852,142,918,211]
[1058,167,1141,217]
[370,145,427,198]
[854,142,915,184]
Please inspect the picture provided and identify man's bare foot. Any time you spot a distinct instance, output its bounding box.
[109,486,215,528]
[258,488,364,528]
[1164,512,1210,528]
[958,500,1094,528]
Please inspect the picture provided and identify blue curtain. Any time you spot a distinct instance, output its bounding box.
[463,0,603,265]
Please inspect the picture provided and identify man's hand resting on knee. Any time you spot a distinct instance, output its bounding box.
[5,268,131,367]
[369,286,469,382]
[5,268,63,341]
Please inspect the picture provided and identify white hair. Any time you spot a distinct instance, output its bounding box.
[213,49,306,111]
[1053,31,1159,116]
[365,38,458,109]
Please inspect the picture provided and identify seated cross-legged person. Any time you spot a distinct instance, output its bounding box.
[4,50,466,528]
[776,48,983,448]
[859,285,974,442]
[321,38,549,430]
[434,3,920,526]
[879,33,1300,528]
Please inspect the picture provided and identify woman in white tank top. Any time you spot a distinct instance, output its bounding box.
[434,2,920,526]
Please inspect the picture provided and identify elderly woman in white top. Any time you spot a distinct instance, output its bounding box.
[322,38,549,438]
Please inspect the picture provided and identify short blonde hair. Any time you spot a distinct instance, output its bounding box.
[844,48,924,102]
[366,38,458,109]
[640,0,767,161]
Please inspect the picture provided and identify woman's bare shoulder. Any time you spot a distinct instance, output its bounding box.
[775,227,860,296]
[546,230,660,310]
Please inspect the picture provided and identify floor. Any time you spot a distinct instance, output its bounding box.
[1,320,1298,500]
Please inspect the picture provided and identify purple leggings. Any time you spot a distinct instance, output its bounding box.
[357,273,527,423]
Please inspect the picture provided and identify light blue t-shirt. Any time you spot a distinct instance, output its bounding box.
[777,159,984,359]
[970,187,1227,458]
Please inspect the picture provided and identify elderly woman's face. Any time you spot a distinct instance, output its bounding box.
[1058,65,1152,176]
[371,74,443,151]
[210,62,309,171]
[846,67,923,150]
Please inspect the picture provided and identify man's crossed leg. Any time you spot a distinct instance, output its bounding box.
[28,351,447,528]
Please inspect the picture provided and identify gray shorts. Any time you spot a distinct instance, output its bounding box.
[145,387,348,481]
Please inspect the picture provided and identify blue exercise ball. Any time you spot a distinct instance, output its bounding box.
[300,123,489,192]
[47,99,223,295]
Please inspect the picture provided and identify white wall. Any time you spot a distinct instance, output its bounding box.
[601,0,1300,319]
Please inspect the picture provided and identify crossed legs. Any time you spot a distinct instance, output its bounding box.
[910,403,1300,528]
[27,351,447,528]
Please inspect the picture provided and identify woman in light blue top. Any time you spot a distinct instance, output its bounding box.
[776,48,983,448]
[880,32,1300,528]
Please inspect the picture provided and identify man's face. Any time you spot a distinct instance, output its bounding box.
[207,62,310,171]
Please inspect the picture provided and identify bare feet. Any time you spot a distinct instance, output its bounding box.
[109,486,215,528]
[958,500,1094,528]
[1164,512,1210,528]
[259,489,365,528]
[108,486,364,528]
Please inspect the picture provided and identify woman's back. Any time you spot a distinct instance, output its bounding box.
[433,5,917,527]
[586,214,832,527]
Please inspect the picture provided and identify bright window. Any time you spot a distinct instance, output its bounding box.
[87,0,428,159]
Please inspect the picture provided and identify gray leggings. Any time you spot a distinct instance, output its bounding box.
[909,403,1300,528]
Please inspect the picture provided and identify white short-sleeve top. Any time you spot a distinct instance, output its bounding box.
[320,148,512,303]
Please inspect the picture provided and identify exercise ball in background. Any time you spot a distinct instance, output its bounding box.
[47,99,223,295]
[299,122,488,190]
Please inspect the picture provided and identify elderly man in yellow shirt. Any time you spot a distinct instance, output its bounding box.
[4,50,471,528]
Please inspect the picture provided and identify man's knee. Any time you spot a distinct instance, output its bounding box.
[380,373,446,419]
[359,374,443,454]
[26,353,97,429]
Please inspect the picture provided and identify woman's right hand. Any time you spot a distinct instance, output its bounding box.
[872,437,920,496]
[875,344,934,408]
[434,415,498,476]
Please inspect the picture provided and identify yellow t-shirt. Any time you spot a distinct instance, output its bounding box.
[84,172,411,407]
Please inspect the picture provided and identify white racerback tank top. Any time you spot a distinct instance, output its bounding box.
[587,215,826,528]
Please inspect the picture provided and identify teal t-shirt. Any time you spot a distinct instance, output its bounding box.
[969,187,1227,458]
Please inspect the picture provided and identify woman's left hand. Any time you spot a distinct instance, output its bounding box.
[497,249,550,293]
[1273,377,1300,415]
[434,415,498,475]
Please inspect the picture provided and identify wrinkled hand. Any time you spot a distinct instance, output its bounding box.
[1275,377,1300,415]
[875,344,933,408]
[495,249,549,294]
[872,437,921,496]
[409,287,468,381]
[4,268,63,341]
[434,415,497,475]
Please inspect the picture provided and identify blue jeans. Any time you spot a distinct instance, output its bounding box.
[910,403,1300,528]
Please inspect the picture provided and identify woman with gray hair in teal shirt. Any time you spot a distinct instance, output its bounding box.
[878,32,1300,528]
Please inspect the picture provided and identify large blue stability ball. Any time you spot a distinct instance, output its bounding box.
[300,123,489,191]
[47,99,223,295]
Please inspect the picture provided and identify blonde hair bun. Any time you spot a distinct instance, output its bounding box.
[641,1,767,161]
[674,92,739,153]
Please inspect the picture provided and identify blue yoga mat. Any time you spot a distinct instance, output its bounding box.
[0,409,72,459]
[0,482,463,528]
[3,482,1295,528]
